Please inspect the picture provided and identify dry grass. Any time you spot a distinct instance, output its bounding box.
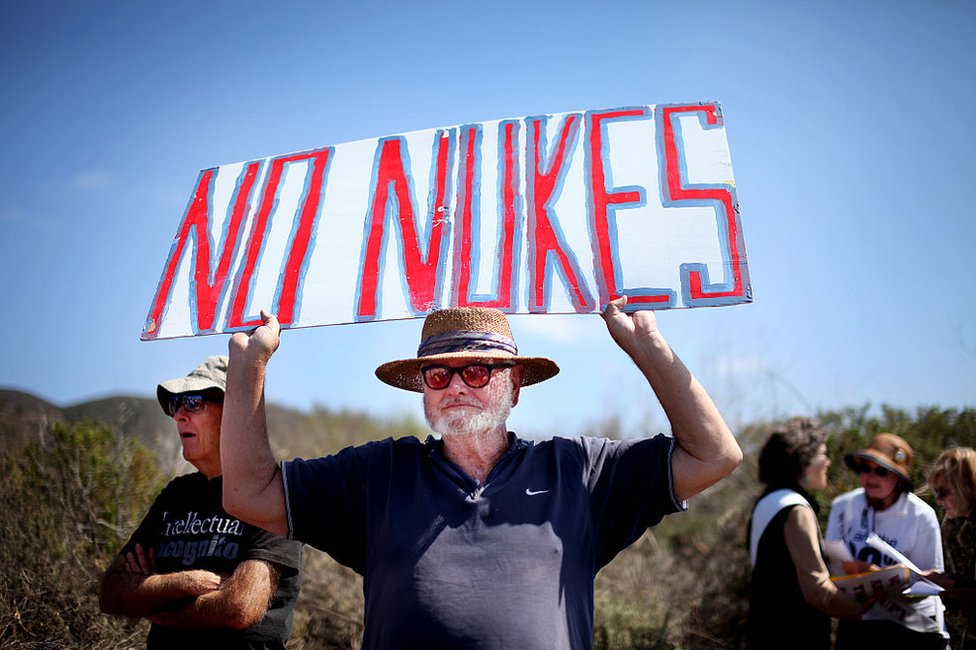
[6,404,973,648]
[0,421,160,649]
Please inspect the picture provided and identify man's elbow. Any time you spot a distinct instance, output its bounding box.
[715,440,744,481]
[221,472,257,518]
[223,608,265,631]
[98,590,120,617]
[99,587,142,619]
[99,572,134,617]
[222,489,250,523]
[698,439,742,487]
[724,442,744,475]
[222,492,286,536]
[222,596,268,630]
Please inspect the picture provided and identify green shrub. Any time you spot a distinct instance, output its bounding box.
[2,403,973,649]
[0,421,161,648]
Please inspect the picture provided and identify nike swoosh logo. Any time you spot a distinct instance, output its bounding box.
[525,488,550,496]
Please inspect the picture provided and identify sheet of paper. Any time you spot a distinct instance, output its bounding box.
[866,533,921,572]
[903,581,943,596]
[866,532,944,594]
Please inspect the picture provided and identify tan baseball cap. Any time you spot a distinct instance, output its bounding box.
[156,356,228,414]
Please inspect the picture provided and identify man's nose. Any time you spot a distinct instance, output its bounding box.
[444,371,469,393]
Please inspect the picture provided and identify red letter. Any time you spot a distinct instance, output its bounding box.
[585,107,672,309]
[142,162,260,339]
[453,121,520,309]
[659,104,751,306]
[227,148,333,329]
[356,132,454,319]
[525,114,594,313]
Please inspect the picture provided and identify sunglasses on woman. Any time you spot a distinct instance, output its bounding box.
[420,363,515,390]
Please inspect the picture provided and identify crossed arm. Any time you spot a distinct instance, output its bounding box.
[602,296,742,502]
[99,543,277,631]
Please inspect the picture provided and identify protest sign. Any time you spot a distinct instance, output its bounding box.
[142,102,751,340]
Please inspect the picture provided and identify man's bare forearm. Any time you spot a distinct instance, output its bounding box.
[602,297,741,501]
[631,330,740,470]
[99,557,221,618]
[147,560,274,631]
[220,311,288,536]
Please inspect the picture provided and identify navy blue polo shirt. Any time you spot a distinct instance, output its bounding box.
[282,433,682,650]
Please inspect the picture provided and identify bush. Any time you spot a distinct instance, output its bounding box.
[288,551,364,650]
[3,404,974,649]
[0,421,161,648]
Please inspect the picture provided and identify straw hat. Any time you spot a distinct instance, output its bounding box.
[375,308,559,392]
[156,356,228,413]
[844,433,913,487]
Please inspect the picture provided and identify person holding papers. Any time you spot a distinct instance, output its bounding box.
[747,418,869,649]
[925,448,976,649]
[826,433,948,649]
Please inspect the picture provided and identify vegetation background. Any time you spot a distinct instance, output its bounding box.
[1,388,973,649]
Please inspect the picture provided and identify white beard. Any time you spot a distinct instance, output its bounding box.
[425,387,513,437]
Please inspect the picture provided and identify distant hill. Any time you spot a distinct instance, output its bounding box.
[1,388,191,474]
[0,389,64,452]
[0,387,427,475]
[63,395,190,474]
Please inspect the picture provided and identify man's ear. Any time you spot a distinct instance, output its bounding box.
[510,365,525,407]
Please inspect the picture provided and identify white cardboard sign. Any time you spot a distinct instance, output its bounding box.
[142,102,750,340]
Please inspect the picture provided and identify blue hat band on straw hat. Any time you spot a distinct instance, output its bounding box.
[417,331,518,357]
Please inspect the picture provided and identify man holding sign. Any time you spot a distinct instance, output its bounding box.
[220,297,741,649]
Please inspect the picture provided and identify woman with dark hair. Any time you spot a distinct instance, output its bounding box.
[747,418,868,649]
[826,433,947,649]
[926,447,976,649]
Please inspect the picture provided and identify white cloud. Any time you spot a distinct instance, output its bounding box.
[0,207,28,223]
[71,168,115,190]
[0,206,52,229]
[706,353,768,377]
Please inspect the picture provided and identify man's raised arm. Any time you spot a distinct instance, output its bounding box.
[602,296,742,502]
[221,310,288,536]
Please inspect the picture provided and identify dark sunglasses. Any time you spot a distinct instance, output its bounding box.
[420,363,515,390]
[165,393,212,417]
[855,464,891,478]
[933,487,951,499]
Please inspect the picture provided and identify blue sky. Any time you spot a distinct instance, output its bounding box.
[1,0,973,440]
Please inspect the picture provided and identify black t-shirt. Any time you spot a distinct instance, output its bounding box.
[122,473,303,650]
